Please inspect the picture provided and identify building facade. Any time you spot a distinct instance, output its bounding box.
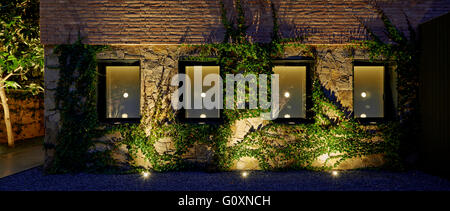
[40,0,450,171]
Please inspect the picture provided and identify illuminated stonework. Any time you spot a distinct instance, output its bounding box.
[44,45,389,170]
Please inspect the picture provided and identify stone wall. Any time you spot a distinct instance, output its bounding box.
[43,46,61,168]
[0,93,44,143]
[44,44,390,170]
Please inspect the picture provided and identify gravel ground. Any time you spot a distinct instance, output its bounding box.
[1,167,449,191]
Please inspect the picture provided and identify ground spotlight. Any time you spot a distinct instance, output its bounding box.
[331,171,339,176]
[241,171,249,178]
[142,171,150,178]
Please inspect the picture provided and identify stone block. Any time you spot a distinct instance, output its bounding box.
[336,154,385,170]
[111,144,129,164]
[231,156,260,170]
[153,137,176,155]
[133,148,152,169]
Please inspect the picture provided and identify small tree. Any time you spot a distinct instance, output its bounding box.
[0,0,43,147]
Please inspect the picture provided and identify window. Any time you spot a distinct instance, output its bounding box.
[353,65,385,119]
[178,61,221,122]
[272,60,311,122]
[98,61,141,122]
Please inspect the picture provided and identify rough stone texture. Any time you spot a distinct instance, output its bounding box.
[132,148,152,169]
[40,0,450,45]
[336,154,385,170]
[0,95,44,143]
[89,131,126,164]
[228,117,266,147]
[43,46,61,169]
[232,156,261,170]
[182,142,215,168]
[310,153,385,170]
[313,46,369,112]
[110,144,129,165]
[96,45,196,124]
[153,137,176,155]
[44,44,388,170]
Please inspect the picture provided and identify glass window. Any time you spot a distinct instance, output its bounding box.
[354,66,384,118]
[273,66,307,119]
[185,65,220,119]
[106,66,140,119]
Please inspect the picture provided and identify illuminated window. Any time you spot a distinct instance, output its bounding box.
[181,62,221,120]
[273,65,307,119]
[353,65,385,119]
[98,61,141,122]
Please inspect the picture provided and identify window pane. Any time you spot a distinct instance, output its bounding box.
[185,65,220,119]
[354,66,384,118]
[106,66,140,118]
[273,66,307,119]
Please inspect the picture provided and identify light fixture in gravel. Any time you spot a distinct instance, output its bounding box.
[331,171,339,177]
[142,171,151,178]
[241,171,249,178]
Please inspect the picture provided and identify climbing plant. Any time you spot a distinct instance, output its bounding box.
[118,0,401,172]
[46,39,108,173]
[357,3,420,165]
[50,0,404,173]
[0,0,43,147]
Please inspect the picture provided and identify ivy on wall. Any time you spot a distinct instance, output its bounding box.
[46,39,109,173]
[49,0,411,173]
[117,0,402,172]
[357,3,420,164]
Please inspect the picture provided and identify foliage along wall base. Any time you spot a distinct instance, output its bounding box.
[43,43,402,173]
[89,76,399,172]
[43,43,403,173]
[43,1,417,173]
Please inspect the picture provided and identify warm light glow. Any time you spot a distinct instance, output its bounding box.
[185,66,221,119]
[273,66,307,119]
[106,66,140,119]
[241,171,249,178]
[142,171,150,178]
[284,114,291,118]
[318,154,329,162]
[361,92,367,98]
[332,171,338,176]
[121,113,128,118]
[354,66,384,118]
